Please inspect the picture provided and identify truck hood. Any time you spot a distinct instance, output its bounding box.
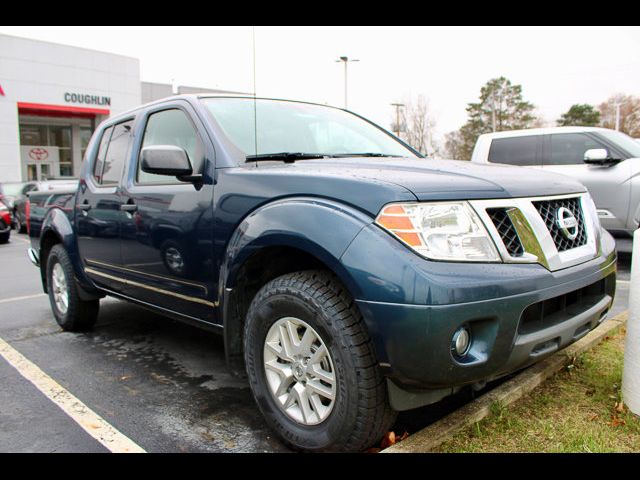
[257,157,587,201]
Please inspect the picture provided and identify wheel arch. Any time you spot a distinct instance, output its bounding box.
[39,208,102,299]
[219,197,372,374]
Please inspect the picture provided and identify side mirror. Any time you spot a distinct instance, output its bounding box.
[584,148,618,165]
[141,145,193,177]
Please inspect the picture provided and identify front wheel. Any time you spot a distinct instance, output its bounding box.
[243,270,396,452]
[46,244,99,331]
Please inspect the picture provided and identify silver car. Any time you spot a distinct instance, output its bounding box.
[471,126,640,235]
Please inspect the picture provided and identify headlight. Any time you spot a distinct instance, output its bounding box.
[581,193,602,231]
[375,201,500,262]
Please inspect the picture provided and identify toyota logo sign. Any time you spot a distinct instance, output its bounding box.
[556,207,578,240]
[29,148,49,161]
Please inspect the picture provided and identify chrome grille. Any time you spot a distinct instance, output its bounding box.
[487,208,524,257]
[470,193,599,272]
[532,198,587,252]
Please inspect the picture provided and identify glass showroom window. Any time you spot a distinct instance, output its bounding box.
[19,124,74,179]
[80,127,93,161]
[20,125,48,146]
[50,126,73,177]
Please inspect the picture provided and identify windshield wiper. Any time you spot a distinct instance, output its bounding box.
[246,152,328,163]
[328,153,404,158]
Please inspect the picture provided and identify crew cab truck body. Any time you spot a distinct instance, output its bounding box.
[471,126,640,235]
[28,95,617,452]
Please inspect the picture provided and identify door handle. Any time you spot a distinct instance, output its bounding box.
[120,203,138,213]
[77,202,91,211]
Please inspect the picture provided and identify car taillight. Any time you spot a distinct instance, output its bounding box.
[25,199,31,234]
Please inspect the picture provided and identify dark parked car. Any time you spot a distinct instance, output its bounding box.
[0,197,12,243]
[27,95,617,452]
[0,180,78,232]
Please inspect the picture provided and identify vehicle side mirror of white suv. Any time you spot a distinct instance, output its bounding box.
[584,148,618,165]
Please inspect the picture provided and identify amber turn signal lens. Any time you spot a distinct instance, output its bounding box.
[376,215,414,230]
[375,205,424,248]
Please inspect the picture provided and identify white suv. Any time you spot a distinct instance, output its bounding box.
[471,126,640,235]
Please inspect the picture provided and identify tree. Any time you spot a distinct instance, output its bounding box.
[443,130,464,159]
[598,94,640,138]
[557,104,600,126]
[455,76,538,160]
[391,95,438,156]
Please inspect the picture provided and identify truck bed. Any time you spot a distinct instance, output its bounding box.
[27,188,77,243]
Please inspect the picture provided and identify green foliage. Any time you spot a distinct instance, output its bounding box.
[435,326,640,452]
[557,104,600,126]
[454,76,537,160]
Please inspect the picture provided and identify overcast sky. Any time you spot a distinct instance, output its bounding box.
[2,26,639,142]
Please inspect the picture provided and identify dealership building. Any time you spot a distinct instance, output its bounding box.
[0,33,242,182]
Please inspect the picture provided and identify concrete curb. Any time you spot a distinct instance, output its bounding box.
[382,310,629,453]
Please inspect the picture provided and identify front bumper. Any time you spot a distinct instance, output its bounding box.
[341,223,617,408]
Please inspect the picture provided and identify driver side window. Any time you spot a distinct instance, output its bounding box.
[138,109,204,184]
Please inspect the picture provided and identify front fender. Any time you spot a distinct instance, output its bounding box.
[220,197,374,298]
[39,208,100,297]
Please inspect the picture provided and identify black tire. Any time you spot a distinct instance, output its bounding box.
[15,211,25,234]
[46,244,99,331]
[244,270,396,452]
[0,219,9,244]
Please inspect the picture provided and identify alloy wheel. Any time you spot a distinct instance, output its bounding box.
[263,317,337,425]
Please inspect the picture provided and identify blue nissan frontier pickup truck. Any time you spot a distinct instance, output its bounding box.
[27,95,617,452]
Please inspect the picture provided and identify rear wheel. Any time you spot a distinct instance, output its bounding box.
[244,270,396,452]
[46,244,99,331]
[14,210,25,233]
[0,219,10,244]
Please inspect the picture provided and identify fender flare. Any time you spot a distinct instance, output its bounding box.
[218,196,374,371]
[39,208,101,298]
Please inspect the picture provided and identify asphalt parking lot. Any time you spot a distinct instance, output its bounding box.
[0,232,632,453]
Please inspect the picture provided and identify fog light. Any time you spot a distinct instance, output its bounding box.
[452,327,471,358]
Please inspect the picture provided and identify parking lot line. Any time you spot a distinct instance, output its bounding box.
[0,293,46,305]
[0,336,146,453]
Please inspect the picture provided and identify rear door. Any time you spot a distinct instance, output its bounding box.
[76,119,134,292]
[540,132,632,231]
[486,135,543,168]
[118,103,217,322]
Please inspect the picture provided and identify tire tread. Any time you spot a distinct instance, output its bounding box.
[244,269,396,452]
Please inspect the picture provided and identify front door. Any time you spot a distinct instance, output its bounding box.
[76,119,134,292]
[119,105,216,321]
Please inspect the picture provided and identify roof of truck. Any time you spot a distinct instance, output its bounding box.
[102,93,346,128]
[478,126,612,139]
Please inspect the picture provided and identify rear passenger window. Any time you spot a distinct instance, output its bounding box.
[488,136,540,166]
[101,121,133,185]
[92,126,113,183]
[137,109,203,184]
[549,133,605,165]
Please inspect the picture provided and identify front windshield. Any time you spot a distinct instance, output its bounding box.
[202,98,417,159]
[597,129,640,158]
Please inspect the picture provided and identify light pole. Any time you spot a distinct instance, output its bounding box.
[391,103,405,138]
[336,56,359,109]
[615,102,622,131]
